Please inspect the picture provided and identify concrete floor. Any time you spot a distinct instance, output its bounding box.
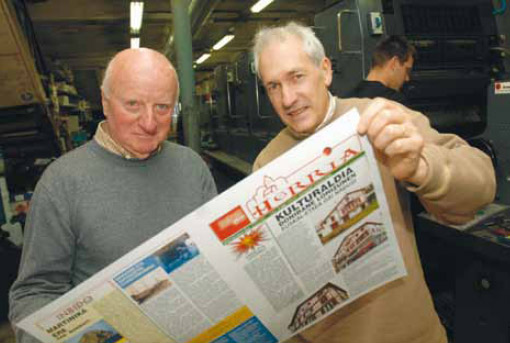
[0,321,14,343]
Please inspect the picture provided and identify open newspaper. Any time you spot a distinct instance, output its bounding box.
[18,108,407,343]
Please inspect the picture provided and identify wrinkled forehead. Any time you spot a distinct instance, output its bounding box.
[259,36,309,79]
[262,32,304,55]
[112,64,176,95]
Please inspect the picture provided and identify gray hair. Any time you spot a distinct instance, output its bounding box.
[101,55,115,97]
[252,22,326,77]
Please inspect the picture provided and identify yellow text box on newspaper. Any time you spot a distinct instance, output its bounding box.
[187,306,253,343]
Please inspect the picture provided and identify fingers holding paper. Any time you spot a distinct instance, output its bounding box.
[357,98,427,185]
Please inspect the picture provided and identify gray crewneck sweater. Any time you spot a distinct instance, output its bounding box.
[9,140,217,342]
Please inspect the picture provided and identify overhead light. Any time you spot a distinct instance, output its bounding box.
[131,37,140,49]
[212,34,235,50]
[130,2,144,33]
[250,0,275,13]
[196,53,211,64]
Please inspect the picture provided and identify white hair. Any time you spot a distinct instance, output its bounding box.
[252,22,326,77]
[101,55,115,97]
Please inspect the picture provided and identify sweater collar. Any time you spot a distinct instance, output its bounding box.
[315,92,336,132]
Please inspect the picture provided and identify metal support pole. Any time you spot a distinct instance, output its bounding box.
[170,0,200,153]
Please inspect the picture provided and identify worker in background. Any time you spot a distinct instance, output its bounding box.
[252,22,495,343]
[9,48,217,343]
[347,35,415,105]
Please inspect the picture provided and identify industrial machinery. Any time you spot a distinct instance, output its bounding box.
[207,0,508,166]
[0,0,61,159]
[205,0,510,196]
[209,51,283,165]
[314,0,510,198]
[315,0,506,137]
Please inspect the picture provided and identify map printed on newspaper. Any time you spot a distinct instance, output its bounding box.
[18,108,407,343]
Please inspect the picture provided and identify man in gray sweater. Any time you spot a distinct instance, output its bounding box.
[9,48,217,342]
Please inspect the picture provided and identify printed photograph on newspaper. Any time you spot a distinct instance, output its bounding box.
[18,108,407,343]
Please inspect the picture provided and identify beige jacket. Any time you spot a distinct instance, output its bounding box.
[253,97,496,343]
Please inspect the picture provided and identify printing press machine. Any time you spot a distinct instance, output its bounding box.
[315,0,510,341]
[414,83,510,343]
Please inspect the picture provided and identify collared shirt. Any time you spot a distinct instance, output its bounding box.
[93,120,161,159]
[315,92,336,132]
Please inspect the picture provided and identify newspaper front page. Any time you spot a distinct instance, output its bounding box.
[18,108,407,343]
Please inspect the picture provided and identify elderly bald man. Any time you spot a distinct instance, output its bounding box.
[9,48,217,343]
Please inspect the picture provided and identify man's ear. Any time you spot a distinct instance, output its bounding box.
[101,89,109,118]
[388,56,400,71]
[321,57,333,87]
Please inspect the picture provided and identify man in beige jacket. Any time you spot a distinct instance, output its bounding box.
[252,22,495,343]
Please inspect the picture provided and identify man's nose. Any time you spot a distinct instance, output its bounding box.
[139,107,158,133]
[281,84,297,108]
